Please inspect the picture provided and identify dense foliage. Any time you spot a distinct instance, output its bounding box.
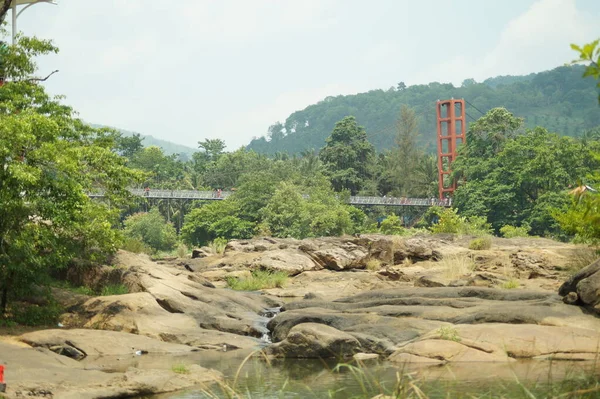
[452,107,600,237]
[123,209,178,252]
[0,34,140,315]
[554,40,600,243]
[247,65,600,155]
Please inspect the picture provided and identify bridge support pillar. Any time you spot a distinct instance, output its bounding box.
[437,99,465,199]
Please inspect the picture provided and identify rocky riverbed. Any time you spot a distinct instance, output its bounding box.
[1,234,599,398]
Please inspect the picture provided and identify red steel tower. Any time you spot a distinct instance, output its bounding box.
[436,99,466,199]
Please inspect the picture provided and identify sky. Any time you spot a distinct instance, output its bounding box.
[16,0,600,150]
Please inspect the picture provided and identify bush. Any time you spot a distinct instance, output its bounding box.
[182,200,255,247]
[176,243,188,258]
[440,254,475,279]
[11,302,63,326]
[226,270,288,291]
[430,208,492,236]
[379,214,406,235]
[100,284,129,296]
[171,364,190,374]
[123,209,178,252]
[365,259,381,271]
[500,224,531,238]
[120,237,152,254]
[469,236,492,250]
[437,326,461,342]
[209,238,228,255]
[501,279,520,289]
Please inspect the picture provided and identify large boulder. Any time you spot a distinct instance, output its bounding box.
[251,250,318,275]
[267,323,362,358]
[559,257,600,312]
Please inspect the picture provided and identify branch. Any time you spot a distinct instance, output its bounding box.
[0,0,12,25]
[24,70,59,83]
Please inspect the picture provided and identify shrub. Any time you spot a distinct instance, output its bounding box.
[430,208,492,236]
[11,302,63,326]
[120,237,152,254]
[379,214,406,235]
[469,236,492,250]
[440,254,475,279]
[226,270,288,291]
[437,326,461,342]
[182,200,254,247]
[501,279,520,289]
[176,243,188,258]
[500,224,531,238]
[365,259,381,271]
[171,364,190,374]
[123,209,178,252]
[209,237,228,255]
[100,284,129,296]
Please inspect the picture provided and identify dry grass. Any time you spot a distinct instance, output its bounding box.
[567,247,600,274]
[366,258,382,271]
[440,254,476,280]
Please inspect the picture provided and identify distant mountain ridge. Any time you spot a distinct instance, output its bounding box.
[90,124,197,159]
[247,65,600,154]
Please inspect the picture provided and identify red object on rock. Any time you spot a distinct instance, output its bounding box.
[0,364,5,392]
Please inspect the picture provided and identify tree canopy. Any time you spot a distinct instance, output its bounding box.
[0,34,140,314]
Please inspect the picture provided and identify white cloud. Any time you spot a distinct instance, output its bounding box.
[414,0,600,85]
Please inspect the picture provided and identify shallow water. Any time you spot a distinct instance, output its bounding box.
[127,349,600,399]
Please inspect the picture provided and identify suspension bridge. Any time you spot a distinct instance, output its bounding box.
[88,189,452,207]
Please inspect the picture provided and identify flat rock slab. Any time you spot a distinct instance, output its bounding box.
[0,341,222,399]
[267,286,600,359]
[20,329,196,357]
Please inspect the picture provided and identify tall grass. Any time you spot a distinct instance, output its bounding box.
[210,238,228,255]
[193,353,600,399]
[440,254,476,279]
[226,270,288,291]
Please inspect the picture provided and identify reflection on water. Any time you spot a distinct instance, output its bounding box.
[130,350,600,399]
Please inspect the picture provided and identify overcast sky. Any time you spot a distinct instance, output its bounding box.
[18,0,600,150]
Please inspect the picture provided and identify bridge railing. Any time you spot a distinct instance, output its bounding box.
[87,189,451,207]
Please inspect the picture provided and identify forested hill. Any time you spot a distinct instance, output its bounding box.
[90,124,197,159]
[247,65,600,154]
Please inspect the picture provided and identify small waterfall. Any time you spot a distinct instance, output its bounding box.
[256,307,281,344]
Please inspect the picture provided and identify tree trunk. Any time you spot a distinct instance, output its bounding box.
[0,0,12,25]
[0,283,8,316]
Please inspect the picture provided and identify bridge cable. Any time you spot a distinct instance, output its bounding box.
[464,99,486,117]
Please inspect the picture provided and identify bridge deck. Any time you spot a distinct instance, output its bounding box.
[88,189,451,207]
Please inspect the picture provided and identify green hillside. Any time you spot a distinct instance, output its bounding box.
[247,65,600,154]
[90,124,197,159]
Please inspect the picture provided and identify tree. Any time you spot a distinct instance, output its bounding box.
[453,123,599,235]
[390,105,421,196]
[117,133,144,159]
[0,35,140,315]
[181,200,254,246]
[319,116,375,195]
[198,138,226,161]
[0,1,11,25]
[123,209,178,252]
[267,122,285,141]
[397,82,406,91]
